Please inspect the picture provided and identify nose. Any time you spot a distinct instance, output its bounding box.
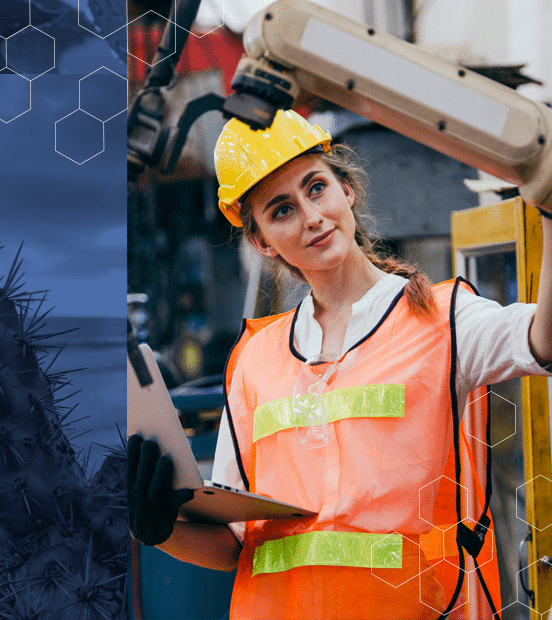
[301,200,323,229]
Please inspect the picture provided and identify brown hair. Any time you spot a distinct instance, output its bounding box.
[239,144,437,317]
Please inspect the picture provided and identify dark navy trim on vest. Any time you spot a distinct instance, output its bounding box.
[223,318,251,492]
[347,287,406,354]
[440,276,466,619]
[456,275,481,297]
[289,302,306,361]
[288,287,406,361]
[442,276,498,619]
[453,278,498,614]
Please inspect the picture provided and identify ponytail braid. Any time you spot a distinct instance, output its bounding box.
[324,145,438,318]
[363,252,437,317]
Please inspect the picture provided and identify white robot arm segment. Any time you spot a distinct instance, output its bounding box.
[242,0,552,209]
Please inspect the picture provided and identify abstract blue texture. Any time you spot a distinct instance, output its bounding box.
[0,1,128,618]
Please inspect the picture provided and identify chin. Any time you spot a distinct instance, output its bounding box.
[303,252,350,274]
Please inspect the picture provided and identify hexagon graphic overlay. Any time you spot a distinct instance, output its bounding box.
[6,26,55,80]
[78,0,128,38]
[419,475,471,529]
[421,562,470,617]
[517,556,552,617]
[184,0,226,36]
[78,0,127,63]
[465,390,517,448]
[55,110,105,164]
[0,73,31,122]
[516,475,552,531]
[79,67,127,122]
[416,475,480,615]
[370,532,434,589]
[443,518,494,573]
[127,12,176,66]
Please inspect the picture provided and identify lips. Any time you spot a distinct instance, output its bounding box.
[308,229,334,247]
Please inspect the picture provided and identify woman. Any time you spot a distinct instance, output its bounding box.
[128,110,552,620]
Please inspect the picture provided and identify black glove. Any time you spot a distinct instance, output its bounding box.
[127,434,194,546]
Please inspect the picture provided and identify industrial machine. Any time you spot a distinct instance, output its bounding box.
[128,0,552,208]
[127,2,552,618]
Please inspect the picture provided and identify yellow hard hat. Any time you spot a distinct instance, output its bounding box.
[214,109,332,227]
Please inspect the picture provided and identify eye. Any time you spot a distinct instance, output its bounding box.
[272,204,293,220]
[309,181,326,196]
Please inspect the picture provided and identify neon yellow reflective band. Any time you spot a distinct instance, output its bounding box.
[253,384,405,443]
[252,531,403,576]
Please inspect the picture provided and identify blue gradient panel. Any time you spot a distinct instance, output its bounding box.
[1,0,127,317]
[0,1,127,618]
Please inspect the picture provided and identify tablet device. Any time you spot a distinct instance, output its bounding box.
[127,343,317,524]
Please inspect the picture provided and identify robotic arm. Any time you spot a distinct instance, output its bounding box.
[129,0,552,209]
[233,0,552,209]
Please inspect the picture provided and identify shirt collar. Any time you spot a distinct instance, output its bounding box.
[294,274,408,358]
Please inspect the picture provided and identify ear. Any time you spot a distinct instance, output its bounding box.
[342,181,355,207]
[250,234,279,258]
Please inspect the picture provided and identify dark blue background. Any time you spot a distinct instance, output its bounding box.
[1,3,128,617]
[1,0,127,317]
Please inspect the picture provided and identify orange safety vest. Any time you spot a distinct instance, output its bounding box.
[224,278,501,620]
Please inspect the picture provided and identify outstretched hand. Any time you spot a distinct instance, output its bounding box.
[127,434,194,546]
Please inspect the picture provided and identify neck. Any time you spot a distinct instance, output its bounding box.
[304,246,386,315]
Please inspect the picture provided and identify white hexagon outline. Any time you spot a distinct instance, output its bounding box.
[126,6,226,68]
[77,0,129,39]
[515,475,552,531]
[6,25,56,81]
[78,66,128,122]
[187,0,227,37]
[442,517,494,574]
[465,390,517,448]
[490,601,525,619]
[77,0,226,41]
[2,37,6,69]
[516,555,552,617]
[54,109,105,165]
[419,475,470,530]
[369,531,435,589]
[126,11,177,67]
[0,74,31,123]
[420,560,470,616]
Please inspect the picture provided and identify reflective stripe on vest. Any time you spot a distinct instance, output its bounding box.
[253,384,405,443]
[252,531,403,576]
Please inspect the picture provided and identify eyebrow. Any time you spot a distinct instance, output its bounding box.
[263,170,323,213]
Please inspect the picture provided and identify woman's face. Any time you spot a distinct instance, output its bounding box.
[247,154,357,276]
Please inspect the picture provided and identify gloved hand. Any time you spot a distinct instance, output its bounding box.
[127,434,194,546]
